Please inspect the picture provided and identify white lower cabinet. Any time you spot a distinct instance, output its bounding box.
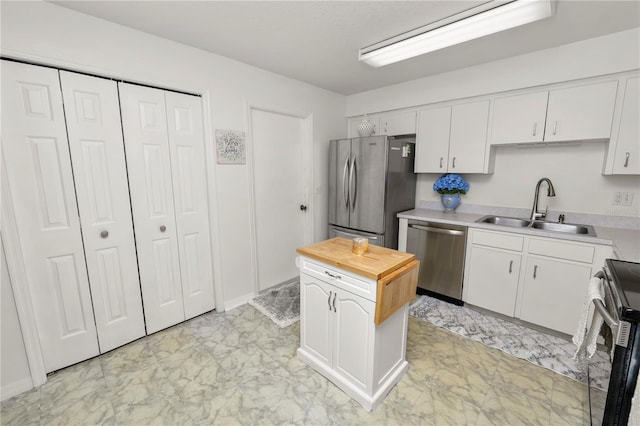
[463,228,612,335]
[300,275,374,390]
[297,256,408,411]
[465,245,522,317]
[519,256,592,335]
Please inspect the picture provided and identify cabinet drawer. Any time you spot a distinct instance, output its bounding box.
[299,256,377,302]
[528,238,595,263]
[471,229,524,252]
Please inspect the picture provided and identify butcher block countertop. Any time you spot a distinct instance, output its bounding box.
[297,237,419,325]
[296,237,415,280]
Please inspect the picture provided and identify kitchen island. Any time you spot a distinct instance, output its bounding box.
[296,237,419,411]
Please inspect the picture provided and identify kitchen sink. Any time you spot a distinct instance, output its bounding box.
[530,221,595,235]
[476,215,597,237]
[477,215,531,228]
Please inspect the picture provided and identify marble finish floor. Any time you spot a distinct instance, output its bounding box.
[1,304,588,425]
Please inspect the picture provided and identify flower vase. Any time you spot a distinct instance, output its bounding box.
[441,193,461,213]
[357,115,375,137]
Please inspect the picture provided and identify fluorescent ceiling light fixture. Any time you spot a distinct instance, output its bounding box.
[359,0,555,67]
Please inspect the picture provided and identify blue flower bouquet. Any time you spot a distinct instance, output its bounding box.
[433,173,470,194]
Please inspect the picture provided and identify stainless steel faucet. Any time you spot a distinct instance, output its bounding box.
[530,178,556,220]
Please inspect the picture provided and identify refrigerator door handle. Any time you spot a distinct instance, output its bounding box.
[350,156,357,210]
[342,156,350,210]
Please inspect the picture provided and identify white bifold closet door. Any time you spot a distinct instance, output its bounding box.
[119,83,214,334]
[59,71,146,352]
[1,61,100,372]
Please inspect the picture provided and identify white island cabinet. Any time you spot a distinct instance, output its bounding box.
[296,237,418,411]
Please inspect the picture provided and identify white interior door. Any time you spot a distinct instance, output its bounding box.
[1,60,99,372]
[119,82,184,334]
[251,108,307,291]
[165,91,215,320]
[60,71,146,351]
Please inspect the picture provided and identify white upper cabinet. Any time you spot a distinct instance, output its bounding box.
[491,80,618,145]
[415,100,489,173]
[378,111,416,136]
[348,111,416,138]
[491,91,549,144]
[415,106,450,173]
[610,76,640,175]
[544,80,618,142]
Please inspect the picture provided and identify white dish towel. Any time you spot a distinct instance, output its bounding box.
[573,276,605,360]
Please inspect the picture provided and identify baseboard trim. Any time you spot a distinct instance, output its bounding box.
[223,294,252,311]
[1,377,34,401]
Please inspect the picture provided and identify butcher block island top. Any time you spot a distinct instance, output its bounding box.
[297,237,419,325]
[296,237,415,279]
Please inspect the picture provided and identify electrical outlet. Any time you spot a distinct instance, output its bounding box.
[614,192,634,207]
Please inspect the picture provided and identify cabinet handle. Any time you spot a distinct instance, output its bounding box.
[100,230,109,239]
[324,271,341,280]
[328,291,332,311]
[439,157,443,168]
[509,260,513,274]
[532,122,537,136]
[452,157,456,168]
[332,292,337,312]
[533,265,538,279]
[624,152,630,168]
[160,225,167,232]
[553,121,558,135]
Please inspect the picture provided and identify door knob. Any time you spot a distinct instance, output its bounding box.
[100,230,109,239]
[160,225,167,232]
[299,205,307,211]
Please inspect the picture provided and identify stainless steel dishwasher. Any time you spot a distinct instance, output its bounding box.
[406,220,467,305]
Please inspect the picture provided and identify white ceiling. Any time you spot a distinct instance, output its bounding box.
[52,1,640,95]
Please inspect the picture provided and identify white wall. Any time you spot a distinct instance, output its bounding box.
[347,28,640,218]
[0,1,346,308]
[1,238,33,400]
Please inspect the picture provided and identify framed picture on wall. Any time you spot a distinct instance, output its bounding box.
[215,129,246,164]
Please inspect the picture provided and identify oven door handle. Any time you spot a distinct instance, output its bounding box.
[592,270,631,348]
[593,271,619,329]
[593,300,618,330]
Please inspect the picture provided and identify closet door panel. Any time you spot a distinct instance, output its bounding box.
[60,71,146,351]
[1,60,99,372]
[119,83,184,334]
[165,92,215,319]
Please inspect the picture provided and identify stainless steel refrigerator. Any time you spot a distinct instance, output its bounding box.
[328,135,416,249]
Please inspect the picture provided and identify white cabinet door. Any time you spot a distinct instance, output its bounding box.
[491,91,548,144]
[300,274,333,365]
[1,60,99,371]
[333,290,374,390]
[448,100,490,173]
[165,92,215,319]
[415,106,451,173]
[611,76,640,175]
[378,111,416,136]
[60,71,145,352]
[465,246,521,317]
[119,83,185,334]
[519,256,592,335]
[544,80,618,142]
